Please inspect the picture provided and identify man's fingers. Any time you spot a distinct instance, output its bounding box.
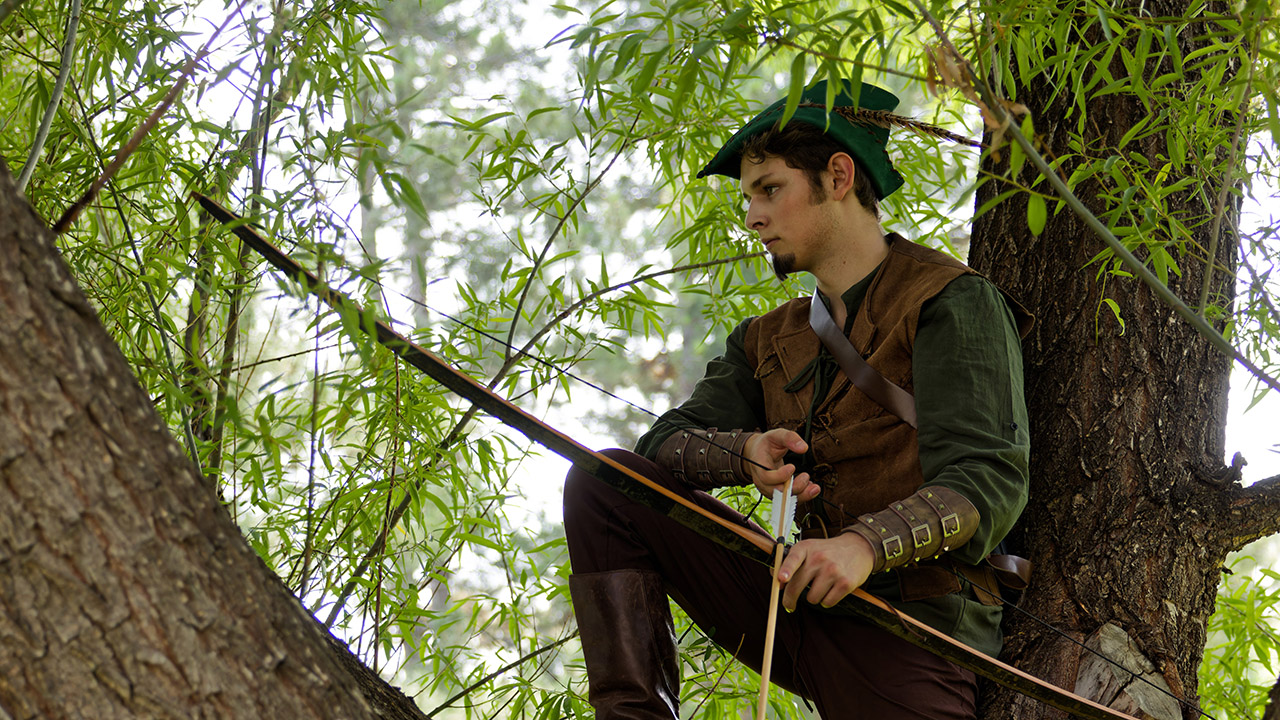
[778,546,807,611]
[754,464,798,494]
[781,577,803,612]
[761,428,808,455]
[777,539,865,611]
[789,474,819,499]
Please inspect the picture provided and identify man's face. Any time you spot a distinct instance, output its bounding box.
[739,154,834,281]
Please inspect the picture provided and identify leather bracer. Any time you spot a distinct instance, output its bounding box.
[654,428,755,489]
[844,487,980,573]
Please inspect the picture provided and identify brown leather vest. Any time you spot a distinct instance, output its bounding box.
[743,235,977,537]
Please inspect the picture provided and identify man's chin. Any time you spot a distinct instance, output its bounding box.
[771,252,797,282]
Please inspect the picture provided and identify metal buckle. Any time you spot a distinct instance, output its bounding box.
[883,536,904,561]
[911,524,932,548]
[941,513,960,538]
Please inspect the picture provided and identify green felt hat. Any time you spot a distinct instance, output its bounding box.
[697,79,906,199]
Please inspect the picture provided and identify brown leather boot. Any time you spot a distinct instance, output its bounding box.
[569,570,680,719]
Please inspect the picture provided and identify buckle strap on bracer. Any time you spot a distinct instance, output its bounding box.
[844,487,980,573]
[655,427,755,489]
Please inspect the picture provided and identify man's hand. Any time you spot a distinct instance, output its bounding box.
[743,428,821,503]
[776,533,875,611]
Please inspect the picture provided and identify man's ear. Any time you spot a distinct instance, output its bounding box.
[826,152,856,202]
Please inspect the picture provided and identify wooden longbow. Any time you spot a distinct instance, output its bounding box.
[194,191,1144,720]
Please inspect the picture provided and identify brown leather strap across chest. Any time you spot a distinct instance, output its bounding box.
[808,291,918,427]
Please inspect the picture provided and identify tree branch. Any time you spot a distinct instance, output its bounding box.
[206,0,289,482]
[1197,29,1257,313]
[766,37,929,83]
[1216,474,1280,550]
[503,116,640,361]
[1264,674,1280,720]
[1240,233,1280,341]
[511,250,765,368]
[17,0,80,192]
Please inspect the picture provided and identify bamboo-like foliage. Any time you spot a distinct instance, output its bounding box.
[3,0,1279,717]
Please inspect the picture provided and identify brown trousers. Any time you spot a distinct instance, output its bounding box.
[563,448,977,719]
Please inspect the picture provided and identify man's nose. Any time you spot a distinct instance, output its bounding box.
[745,202,765,231]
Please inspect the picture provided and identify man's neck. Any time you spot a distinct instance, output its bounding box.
[812,222,889,329]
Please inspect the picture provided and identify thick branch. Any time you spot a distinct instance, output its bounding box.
[1215,474,1280,550]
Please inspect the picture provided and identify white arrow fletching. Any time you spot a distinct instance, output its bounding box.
[770,476,797,543]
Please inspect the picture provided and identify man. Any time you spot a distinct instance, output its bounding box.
[562,79,1031,719]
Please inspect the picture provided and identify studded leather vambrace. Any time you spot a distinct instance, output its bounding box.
[654,428,756,489]
[844,487,980,573]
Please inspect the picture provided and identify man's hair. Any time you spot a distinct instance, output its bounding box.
[740,121,880,217]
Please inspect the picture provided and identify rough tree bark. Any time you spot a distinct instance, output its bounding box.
[0,162,426,718]
[968,4,1280,719]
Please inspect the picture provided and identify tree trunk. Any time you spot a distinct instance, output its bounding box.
[0,162,424,719]
[969,5,1280,718]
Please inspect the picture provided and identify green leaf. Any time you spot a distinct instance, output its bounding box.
[458,531,504,553]
[719,6,751,33]
[1027,194,1047,235]
[632,45,666,93]
[779,53,807,128]
[1102,298,1126,334]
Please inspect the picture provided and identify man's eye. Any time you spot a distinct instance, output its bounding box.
[764,185,778,196]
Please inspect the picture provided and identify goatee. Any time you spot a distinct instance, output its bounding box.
[772,252,796,282]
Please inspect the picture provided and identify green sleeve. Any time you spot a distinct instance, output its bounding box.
[912,274,1030,566]
[634,317,766,459]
